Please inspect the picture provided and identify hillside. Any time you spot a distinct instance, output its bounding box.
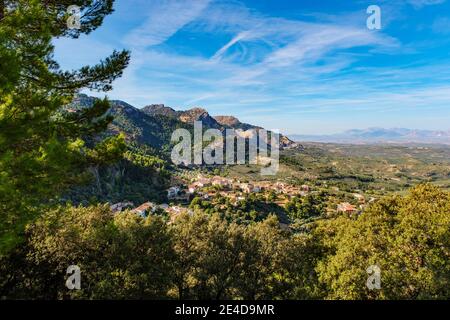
[226,142,450,195]
[71,95,193,152]
[72,94,299,151]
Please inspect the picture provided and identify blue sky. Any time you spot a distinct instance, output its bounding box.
[54,0,450,135]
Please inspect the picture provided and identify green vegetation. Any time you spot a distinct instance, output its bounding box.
[285,193,328,221]
[0,0,129,255]
[280,143,450,193]
[1,0,449,301]
[314,184,450,299]
[66,147,171,205]
[227,142,450,198]
[72,95,194,152]
[1,184,448,299]
[190,192,288,224]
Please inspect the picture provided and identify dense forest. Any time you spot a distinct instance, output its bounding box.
[1,184,449,299]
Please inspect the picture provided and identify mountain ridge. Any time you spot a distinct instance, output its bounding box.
[290,127,450,145]
[71,94,300,150]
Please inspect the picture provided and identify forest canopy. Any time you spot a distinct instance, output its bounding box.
[1,184,448,300]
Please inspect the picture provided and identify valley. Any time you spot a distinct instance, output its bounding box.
[67,95,450,228]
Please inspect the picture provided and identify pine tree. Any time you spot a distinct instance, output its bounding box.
[0,0,130,255]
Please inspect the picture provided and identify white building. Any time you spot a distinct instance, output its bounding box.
[131,202,157,218]
[167,186,181,199]
[240,183,260,193]
[212,176,232,188]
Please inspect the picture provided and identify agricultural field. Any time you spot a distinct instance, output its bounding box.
[226,143,450,195]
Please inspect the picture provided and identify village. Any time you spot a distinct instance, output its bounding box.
[110,173,373,225]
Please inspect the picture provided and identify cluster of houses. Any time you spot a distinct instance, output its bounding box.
[111,174,376,223]
[167,175,312,200]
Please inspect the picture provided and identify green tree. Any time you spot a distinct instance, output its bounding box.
[0,205,175,299]
[235,215,292,299]
[285,193,326,221]
[170,212,250,299]
[0,0,130,255]
[314,184,450,299]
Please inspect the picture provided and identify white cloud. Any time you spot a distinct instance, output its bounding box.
[99,0,450,134]
[124,0,211,49]
[111,3,401,109]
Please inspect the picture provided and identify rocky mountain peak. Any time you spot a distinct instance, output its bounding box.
[141,104,178,118]
[179,107,221,129]
[214,116,241,127]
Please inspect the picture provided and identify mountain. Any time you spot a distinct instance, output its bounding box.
[290,128,450,145]
[141,101,299,149]
[214,115,261,131]
[141,104,178,118]
[70,95,192,151]
[66,95,174,205]
[68,94,304,204]
[178,107,222,129]
[142,104,221,128]
[71,94,300,151]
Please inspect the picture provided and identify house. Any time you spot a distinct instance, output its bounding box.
[212,176,232,188]
[273,182,286,193]
[240,183,261,193]
[110,201,134,213]
[166,206,194,224]
[196,177,211,187]
[188,182,201,194]
[174,193,191,203]
[240,183,254,193]
[131,202,157,218]
[301,185,310,192]
[159,203,169,210]
[167,186,181,199]
[337,202,358,214]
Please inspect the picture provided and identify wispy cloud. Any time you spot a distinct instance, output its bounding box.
[112,2,410,116]
[55,0,450,134]
[123,0,211,49]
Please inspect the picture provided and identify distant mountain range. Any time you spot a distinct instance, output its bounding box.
[70,94,299,151]
[290,128,450,145]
